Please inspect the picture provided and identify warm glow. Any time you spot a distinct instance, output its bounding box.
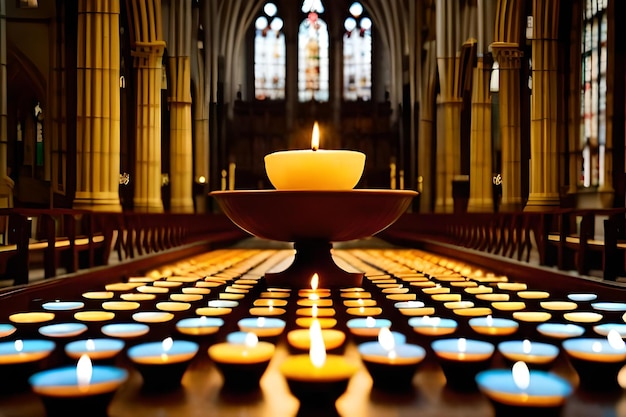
[359,306,365,314]
[458,338,467,352]
[357,298,364,306]
[607,329,626,350]
[309,320,326,368]
[77,354,93,390]
[365,316,376,328]
[257,317,266,327]
[14,339,23,352]
[244,332,259,348]
[162,337,174,352]
[312,304,318,318]
[522,339,532,354]
[378,327,395,352]
[311,122,320,151]
[86,339,96,351]
[311,273,319,291]
[512,361,530,390]
[486,315,493,326]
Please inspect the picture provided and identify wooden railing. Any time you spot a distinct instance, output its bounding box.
[0,209,247,286]
[379,208,626,282]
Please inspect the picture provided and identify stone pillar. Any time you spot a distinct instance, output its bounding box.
[132,41,166,212]
[169,56,193,213]
[435,86,462,213]
[74,1,122,211]
[467,57,493,212]
[526,0,560,210]
[491,42,523,211]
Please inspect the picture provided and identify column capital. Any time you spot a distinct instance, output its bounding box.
[490,42,523,70]
[132,41,166,68]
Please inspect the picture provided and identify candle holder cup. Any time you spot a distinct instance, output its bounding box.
[210,190,416,289]
[212,360,272,392]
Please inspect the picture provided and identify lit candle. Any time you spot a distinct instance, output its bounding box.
[409,316,457,336]
[132,311,175,323]
[469,315,519,337]
[101,323,150,339]
[0,339,55,365]
[497,340,559,367]
[431,338,495,390]
[264,121,366,190]
[287,327,346,352]
[176,317,224,336]
[593,323,626,338]
[476,361,572,410]
[156,301,192,312]
[512,311,552,323]
[540,301,578,311]
[256,299,289,307]
[65,338,125,361]
[345,306,383,317]
[74,311,116,322]
[279,321,358,408]
[42,300,85,311]
[567,293,597,302]
[358,327,426,390]
[29,355,128,415]
[38,323,88,339]
[536,323,584,339]
[208,332,275,391]
[128,337,199,390]
[238,317,286,338]
[346,316,392,337]
[0,323,16,338]
[250,305,287,316]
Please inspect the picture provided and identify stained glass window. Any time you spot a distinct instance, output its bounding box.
[580,0,608,187]
[254,3,286,100]
[298,1,329,102]
[343,2,372,101]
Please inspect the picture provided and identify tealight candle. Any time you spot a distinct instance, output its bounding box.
[343,299,376,307]
[497,340,559,367]
[249,306,287,316]
[593,323,626,338]
[264,121,366,190]
[132,311,175,323]
[0,339,55,365]
[345,306,383,317]
[536,323,584,339]
[280,321,359,409]
[512,311,552,323]
[101,323,150,339]
[287,327,346,352]
[431,338,495,390]
[256,299,289,307]
[176,317,224,336]
[476,361,572,413]
[469,316,519,337]
[238,317,286,338]
[409,316,457,336]
[295,316,338,329]
[562,330,626,390]
[29,355,128,417]
[0,323,16,338]
[156,301,192,312]
[42,300,85,311]
[208,332,275,391]
[347,317,392,338]
[128,337,199,390]
[65,338,125,361]
[358,327,426,390]
[39,323,88,339]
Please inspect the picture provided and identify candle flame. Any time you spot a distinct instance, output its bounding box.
[14,339,23,352]
[378,327,395,352]
[268,305,274,313]
[365,316,376,328]
[311,273,319,291]
[312,304,318,318]
[512,361,530,390]
[458,338,467,353]
[86,339,96,351]
[592,341,602,353]
[359,306,365,314]
[162,337,174,352]
[244,332,259,348]
[486,315,493,327]
[311,122,320,151]
[357,298,364,306]
[77,354,93,391]
[522,339,532,354]
[607,329,625,350]
[257,316,266,327]
[309,319,326,368]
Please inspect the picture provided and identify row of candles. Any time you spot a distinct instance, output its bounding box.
[0,246,625,416]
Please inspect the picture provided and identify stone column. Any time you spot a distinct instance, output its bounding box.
[0,0,11,208]
[167,0,194,213]
[132,41,166,212]
[74,1,122,211]
[526,0,560,210]
[435,86,462,213]
[491,42,523,211]
[468,56,493,212]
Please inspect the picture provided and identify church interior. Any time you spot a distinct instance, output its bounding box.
[0,0,625,416]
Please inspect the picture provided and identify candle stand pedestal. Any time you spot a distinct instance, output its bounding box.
[567,357,625,391]
[133,361,192,392]
[361,360,420,392]
[36,392,116,417]
[212,360,272,391]
[210,190,417,289]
